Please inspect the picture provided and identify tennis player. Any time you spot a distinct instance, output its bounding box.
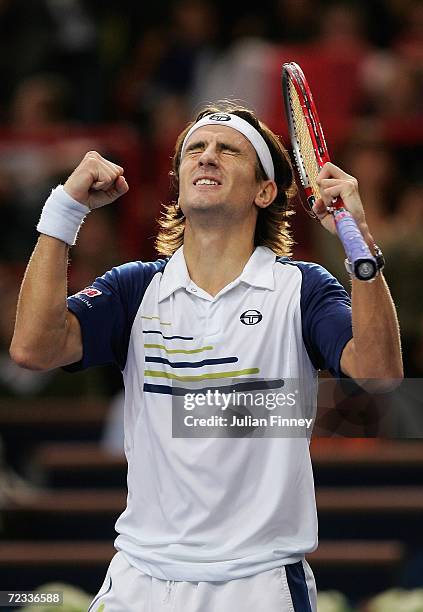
[10,103,402,611]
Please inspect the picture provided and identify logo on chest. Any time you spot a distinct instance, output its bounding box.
[240,309,262,326]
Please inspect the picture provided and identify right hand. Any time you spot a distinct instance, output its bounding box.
[63,151,129,210]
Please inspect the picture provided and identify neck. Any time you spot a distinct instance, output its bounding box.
[183,220,256,296]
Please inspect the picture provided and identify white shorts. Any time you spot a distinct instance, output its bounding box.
[87,552,317,612]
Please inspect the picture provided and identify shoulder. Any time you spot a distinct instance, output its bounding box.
[276,257,336,281]
[101,258,168,288]
[275,257,351,309]
[68,258,169,313]
[93,258,169,301]
[276,256,344,290]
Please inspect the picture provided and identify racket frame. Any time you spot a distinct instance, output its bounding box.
[282,61,378,281]
[282,62,329,206]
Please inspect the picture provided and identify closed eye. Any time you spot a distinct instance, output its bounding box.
[218,143,240,154]
[184,141,242,155]
[185,141,205,154]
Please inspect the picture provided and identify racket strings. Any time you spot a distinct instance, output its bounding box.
[288,81,321,200]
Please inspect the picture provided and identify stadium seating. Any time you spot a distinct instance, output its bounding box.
[0,398,422,601]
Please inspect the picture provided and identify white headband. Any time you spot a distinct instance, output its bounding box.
[180,113,275,181]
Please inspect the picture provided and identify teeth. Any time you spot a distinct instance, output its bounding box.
[195,179,218,185]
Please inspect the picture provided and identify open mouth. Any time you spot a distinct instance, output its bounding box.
[193,178,221,187]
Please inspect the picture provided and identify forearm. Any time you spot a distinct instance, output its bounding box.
[10,235,70,369]
[345,272,403,380]
[10,152,128,369]
[314,162,403,383]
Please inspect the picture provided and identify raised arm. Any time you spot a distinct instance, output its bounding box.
[313,162,403,386]
[10,151,128,371]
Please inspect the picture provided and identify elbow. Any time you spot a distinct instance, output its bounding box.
[356,376,403,394]
[389,364,405,388]
[379,367,405,392]
[353,364,404,394]
[9,341,52,371]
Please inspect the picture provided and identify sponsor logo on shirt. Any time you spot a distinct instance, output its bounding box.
[240,310,262,325]
[76,287,102,298]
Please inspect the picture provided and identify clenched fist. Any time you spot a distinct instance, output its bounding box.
[64,151,129,209]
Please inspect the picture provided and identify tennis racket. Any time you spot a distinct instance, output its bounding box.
[282,61,377,281]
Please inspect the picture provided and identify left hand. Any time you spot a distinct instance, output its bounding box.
[312,162,374,247]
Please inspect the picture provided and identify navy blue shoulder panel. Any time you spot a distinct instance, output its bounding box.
[65,258,168,371]
[276,257,352,376]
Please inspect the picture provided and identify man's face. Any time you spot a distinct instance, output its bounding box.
[178,125,265,221]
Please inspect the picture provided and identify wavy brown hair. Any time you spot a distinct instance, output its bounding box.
[155,101,296,257]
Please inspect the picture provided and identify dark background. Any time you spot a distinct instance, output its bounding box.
[0,1,421,610]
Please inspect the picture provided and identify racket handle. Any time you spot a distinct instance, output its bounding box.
[333,205,377,281]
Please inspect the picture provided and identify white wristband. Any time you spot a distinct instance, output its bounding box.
[36,185,90,246]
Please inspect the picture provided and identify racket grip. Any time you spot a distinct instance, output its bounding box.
[333,207,377,281]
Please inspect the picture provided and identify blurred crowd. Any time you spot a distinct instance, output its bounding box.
[0,0,422,404]
[0,3,421,605]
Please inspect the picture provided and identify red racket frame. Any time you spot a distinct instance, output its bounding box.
[282,61,377,281]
